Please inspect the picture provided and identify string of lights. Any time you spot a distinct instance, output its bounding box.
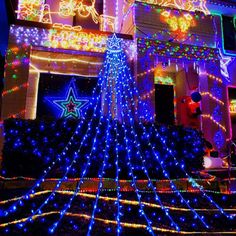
[21,72,108,231]
[87,51,114,236]
[201,92,224,106]
[30,55,103,65]
[116,46,155,235]
[1,190,236,212]
[2,63,107,218]
[202,114,226,132]
[126,54,233,219]
[123,63,209,228]
[114,62,122,235]
[3,211,236,235]
[121,65,181,231]
[1,34,235,235]
[2,83,29,97]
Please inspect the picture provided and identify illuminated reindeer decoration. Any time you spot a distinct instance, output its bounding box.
[59,0,100,24]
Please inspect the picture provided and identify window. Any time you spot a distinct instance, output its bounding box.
[222,15,236,51]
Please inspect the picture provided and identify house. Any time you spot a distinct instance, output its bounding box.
[1,0,236,153]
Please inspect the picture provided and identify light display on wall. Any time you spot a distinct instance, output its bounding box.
[154,75,174,85]
[1,34,233,235]
[160,10,196,40]
[2,83,29,97]
[138,38,220,62]
[230,100,236,114]
[59,0,99,22]
[45,82,89,119]
[46,28,108,52]
[10,25,135,56]
[17,0,45,22]
[17,0,100,26]
[136,0,210,15]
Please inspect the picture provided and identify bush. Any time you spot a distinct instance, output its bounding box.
[2,119,204,178]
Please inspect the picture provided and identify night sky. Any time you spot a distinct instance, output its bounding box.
[0,0,8,56]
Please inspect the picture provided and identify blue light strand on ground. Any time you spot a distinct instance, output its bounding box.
[120,56,181,231]
[122,124,155,235]
[104,41,156,234]
[129,61,233,220]
[47,56,114,233]
[117,67,155,235]
[12,67,108,230]
[48,64,112,234]
[86,59,114,236]
[2,70,105,218]
[114,60,122,235]
[123,62,209,229]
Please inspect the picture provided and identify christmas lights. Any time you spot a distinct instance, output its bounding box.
[1,34,235,235]
[123,62,208,228]
[45,82,89,119]
[46,29,108,52]
[30,55,103,65]
[201,92,224,106]
[207,73,223,84]
[136,0,210,15]
[138,38,220,62]
[124,50,232,220]
[2,190,235,212]
[2,62,106,219]
[2,83,29,97]
[17,0,100,26]
[230,100,236,114]
[29,63,98,78]
[4,211,234,234]
[160,10,196,40]
[218,49,234,82]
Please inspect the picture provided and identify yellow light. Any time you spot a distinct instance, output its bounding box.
[230,100,236,114]
[29,63,98,78]
[202,114,226,132]
[58,0,99,24]
[201,92,224,106]
[161,10,195,34]
[16,0,101,30]
[0,210,235,234]
[137,0,210,15]
[46,28,108,52]
[30,55,103,65]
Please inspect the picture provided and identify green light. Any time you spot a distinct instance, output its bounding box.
[154,76,174,85]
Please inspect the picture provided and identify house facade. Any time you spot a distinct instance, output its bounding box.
[2,0,236,154]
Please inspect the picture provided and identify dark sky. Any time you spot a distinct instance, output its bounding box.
[0,0,8,56]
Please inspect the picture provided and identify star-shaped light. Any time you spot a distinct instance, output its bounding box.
[46,85,89,119]
[107,34,122,51]
[219,48,234,82]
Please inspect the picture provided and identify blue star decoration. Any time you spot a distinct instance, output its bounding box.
[46,84,89,119]
[107,34,122,51]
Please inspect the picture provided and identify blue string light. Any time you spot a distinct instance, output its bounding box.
[48,54,115,234]
[123,60,209,229]
[119,58,180,231]
[2,33,235,236]
[128,59,233,220]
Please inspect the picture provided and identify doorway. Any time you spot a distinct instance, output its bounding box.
[155,84,175,125]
